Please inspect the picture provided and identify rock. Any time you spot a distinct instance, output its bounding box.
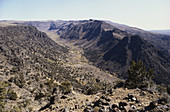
[145,101,158,110]
[100,96,111,102]
[148,90,155,94]
[61,95,67,99]
[158,98,167,105]
[83,106,93,112]
[131,105,136,109]
[59,108,69,112]
[119,102,128,111]
[124,104,131,112]
[75,104,78,109]
[107,89,114,94]
[124,94,138,103]
[111,104,118,109]
[128,94,137,102]
[93,98,109,108]
[50,96,55,104]
[119,102,128,107]
[140,91,147,96]
[93,99,102,107]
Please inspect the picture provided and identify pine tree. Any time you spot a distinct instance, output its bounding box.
[125,60,154,89]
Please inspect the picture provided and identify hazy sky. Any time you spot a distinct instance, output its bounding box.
[0,0,169,30]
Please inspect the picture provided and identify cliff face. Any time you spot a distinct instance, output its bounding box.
[55,20,170,84]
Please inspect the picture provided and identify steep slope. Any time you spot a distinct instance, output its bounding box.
[55,20,170,84]
[0,22,169,112]
[0,25,70,111]
[105,21,170,54]
[0,24,120,111]
[9,20,170,54]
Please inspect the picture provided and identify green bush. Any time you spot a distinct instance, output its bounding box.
[8,89,18,100]
[0,81,8,111]
[125,60,154,89]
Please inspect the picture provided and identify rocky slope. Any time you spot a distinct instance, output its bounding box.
[0,23,120,111]
[0,21,169,112]
[105,21,170,54]
[51,20,170,84]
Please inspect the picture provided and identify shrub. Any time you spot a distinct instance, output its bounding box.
[8,89,18,100]
[125,60,154,89]
[114,80,125,89]
[0,81,8,111]
[35,93,45,100]
[60,81,72,94]
[14,74,26,88]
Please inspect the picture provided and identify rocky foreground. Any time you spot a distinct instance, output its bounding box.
[40,88,169,112]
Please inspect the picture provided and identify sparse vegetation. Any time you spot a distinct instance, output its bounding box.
[0,81,8,111]
[7,89,18,100]
[13,74,26,88]
[60,80,72,94]
[0,21,169,112]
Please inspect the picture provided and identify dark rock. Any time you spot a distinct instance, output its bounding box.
[61,95,67,99]
[140,91,147,96]
[59,108,68,112]
[124,94,138,102]
[75,105,78,109]
[101,96,111,102]
[119,102,128,111]
[145,101,157,110]
[158,98,167,105]
[128,94,137,102]
[131,105,136,109]
[50,96,55,104]
[93,99,102,107]
[167,85,170,94]
[119,102,128,107]
[83,106,93,112]
[111,104,118,109]
[49,23,57,30]
[107,89,114,94]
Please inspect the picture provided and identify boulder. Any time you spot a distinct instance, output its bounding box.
[145,101,158,110]
[83,106,93,112]
[119,102,128,111]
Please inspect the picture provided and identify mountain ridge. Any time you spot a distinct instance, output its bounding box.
[0,21,169,112]
[52,20,170,84]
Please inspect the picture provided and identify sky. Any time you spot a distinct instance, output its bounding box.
[0,0,169,30]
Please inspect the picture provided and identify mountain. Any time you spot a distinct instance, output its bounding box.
[105,21,170,54]
[0,23,120,111]
[0,21,169,112]
[18,20,170,54]
[52,20,170,84]
[149,30,170,35]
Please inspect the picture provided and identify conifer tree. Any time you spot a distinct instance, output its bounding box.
[125,60,154,89]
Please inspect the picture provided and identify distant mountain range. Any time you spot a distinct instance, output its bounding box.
[149,30,170,35]
[105,21,170,54]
